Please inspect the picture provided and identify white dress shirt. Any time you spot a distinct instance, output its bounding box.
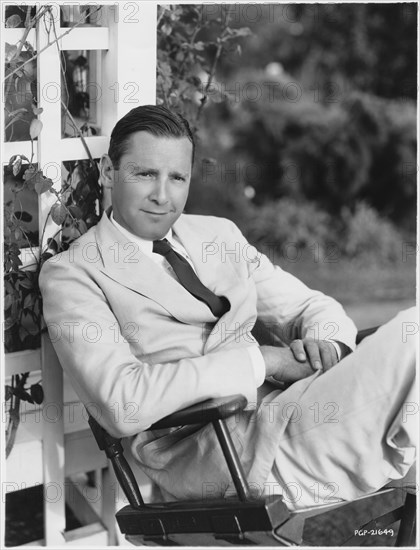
[110,212,266,387]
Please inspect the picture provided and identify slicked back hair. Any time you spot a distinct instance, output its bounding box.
[108,105,195,169]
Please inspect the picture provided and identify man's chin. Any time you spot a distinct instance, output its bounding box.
[132,212,182,240]
[137,224,173,241]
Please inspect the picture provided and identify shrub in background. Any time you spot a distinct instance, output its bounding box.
[157,4,416,266]
[366,99,417,230]
[217,80,417,230]
[242,198,332,251]
[341,202,404,263]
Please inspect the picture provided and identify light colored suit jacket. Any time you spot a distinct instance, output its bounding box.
[40,211,357,500]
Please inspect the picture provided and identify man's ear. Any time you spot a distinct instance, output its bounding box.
[99,154,115,189]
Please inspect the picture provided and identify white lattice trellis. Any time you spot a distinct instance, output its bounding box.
[2,2,157,545]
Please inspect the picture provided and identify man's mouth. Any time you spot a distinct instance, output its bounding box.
[142,210,169,216]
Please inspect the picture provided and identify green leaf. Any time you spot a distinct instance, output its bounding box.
[32,106,44,115]
[5,385,13,401]
[23,294,36,309]
[6,14,22,28]
[23,165,37,181]
[51,203,68,225]
[4,294,13,310]
[76,219,88,234]
[14,388,34,404]
[18,277,33,289]
[12,156,22,176]
[5,280,15,295]
[4,316,18,330]
[68,205,83,219]
[34,176,53,195]
[9,154,28,166]
[46,238,58,252]
[161,23,172,36]
[30,384,44,405]
[29,119,43,140]
[158,61,172,78]
[5,44,18,63]
[19,326,28,343]
[40,252,53,264]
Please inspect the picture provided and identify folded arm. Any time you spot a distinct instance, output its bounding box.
[40,258,259,438]
[222,220,357,377]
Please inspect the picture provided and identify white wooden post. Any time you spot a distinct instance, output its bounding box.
[36,5,63,250]
[101,0,157,211]
[102,1,157,136]
[41,337,66,546]
[36,8,67,544]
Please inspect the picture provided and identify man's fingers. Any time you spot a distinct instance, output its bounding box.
[290,339,306,362]
[319,341,335,371]
[274,349,313,383]
[303,341,322,371]
[287,339,340,376]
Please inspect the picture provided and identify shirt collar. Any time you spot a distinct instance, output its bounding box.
[109,210,173,258]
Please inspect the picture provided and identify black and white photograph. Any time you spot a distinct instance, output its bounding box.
[1,1,418,547]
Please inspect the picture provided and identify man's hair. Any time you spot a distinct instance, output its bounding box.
[108,105,195,169]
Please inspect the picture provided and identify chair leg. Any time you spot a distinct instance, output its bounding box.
[396,493,416,546]
[212,419,251,502]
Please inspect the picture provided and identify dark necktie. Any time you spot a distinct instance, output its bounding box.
[153,239,230,318]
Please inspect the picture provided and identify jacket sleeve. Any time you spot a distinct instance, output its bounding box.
[39,257,258,438]
[223,219,358,350]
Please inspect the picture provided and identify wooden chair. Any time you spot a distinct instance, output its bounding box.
[88,328,417,546]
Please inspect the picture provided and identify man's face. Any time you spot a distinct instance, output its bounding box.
[109,132,193,240]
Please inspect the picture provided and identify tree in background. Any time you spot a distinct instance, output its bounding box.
[156,3,417,259]
[219,3,417,102]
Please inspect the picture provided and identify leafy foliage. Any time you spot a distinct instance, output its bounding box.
[4,156,101,354]
[205,83,417,230]
[156,5,251,128]
[3,5,102,457]
[244,198,332,253]
[4,6,46,142]
[158,4,416,238]
[4,7,102,354]
[341,202,403,263]
[220,3,417,102]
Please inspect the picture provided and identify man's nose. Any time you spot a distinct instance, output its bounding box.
[150,178,169,204]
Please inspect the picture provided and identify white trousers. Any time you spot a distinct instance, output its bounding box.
[266,307,418,510]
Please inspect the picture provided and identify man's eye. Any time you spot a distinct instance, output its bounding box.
[173,175,186,182]
[137,172,154,178]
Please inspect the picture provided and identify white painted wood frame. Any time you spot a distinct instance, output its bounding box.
[3,1,157,546]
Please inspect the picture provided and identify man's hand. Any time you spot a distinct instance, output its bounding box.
[260,346,318,384]
[289,339,339,372]
[260,339,340,384]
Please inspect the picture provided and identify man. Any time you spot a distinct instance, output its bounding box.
[40,105,416,510]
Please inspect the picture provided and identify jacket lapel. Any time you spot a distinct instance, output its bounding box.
[173,215,237,297]
[174,216,257,353]
[95,211,217,324]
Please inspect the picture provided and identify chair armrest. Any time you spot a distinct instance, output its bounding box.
[149,394,248,430]
[356,326,379,345]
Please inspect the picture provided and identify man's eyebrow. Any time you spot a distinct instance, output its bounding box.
[123,163,189,177]
[129,165,159,173]
[169,170,190,177]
